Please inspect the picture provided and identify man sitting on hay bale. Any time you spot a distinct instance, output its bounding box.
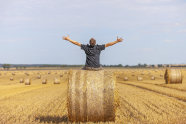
[63,35,123,70]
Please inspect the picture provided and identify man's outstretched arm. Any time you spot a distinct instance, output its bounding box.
[105,37,123,47]
[63,35,81,46]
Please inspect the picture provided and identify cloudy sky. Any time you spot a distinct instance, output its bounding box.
[0,0,186,65]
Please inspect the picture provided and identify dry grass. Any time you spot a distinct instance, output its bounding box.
[0,68,185,123]
[68,70,116,122]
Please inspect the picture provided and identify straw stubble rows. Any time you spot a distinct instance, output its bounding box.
[0,69,185,124]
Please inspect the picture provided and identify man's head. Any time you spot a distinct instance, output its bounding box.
[89,38,96,47]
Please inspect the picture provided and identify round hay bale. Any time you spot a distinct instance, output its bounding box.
[12,72,15,76]
[48,72,51,74]
[151,76,155,80]
[10,77,14,81]
[60,74,63,77]
[54,78,60,84]
[25,79,31,85]
[37,75,41,79]
[124,77,128,81]
[137,76,143,81]
[25,72,29,76]
[20,78,24,83]
[141,72,144,75]
[131,74,135,76]
[160,74,163,77]
[164,68,183,84]
[68,70,116,122]
[42,79,47,84]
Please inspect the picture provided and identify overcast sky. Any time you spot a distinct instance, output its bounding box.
[0,0,186,65]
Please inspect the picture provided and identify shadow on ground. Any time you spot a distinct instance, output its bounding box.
[35,115,68,123]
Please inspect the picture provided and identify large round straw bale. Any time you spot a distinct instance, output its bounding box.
[42,79,47,84]
[20,78,24,83]
[12,72,15,76]
[151,76,155,80]
[164,68,183,84]
[124,77,128,81]
[25,79,31,85]
[137,76,143,81]
[54,78,60,84]
[68,70,116,122]
[37,75,41,79]
[10,77,14,81]
[60,74,63,77]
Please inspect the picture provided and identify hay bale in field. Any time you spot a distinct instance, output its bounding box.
[48,72,51,74]
[151,76,155,80]
[124,77,128,81]
[20,78,24,83]
[37,75,41,79]
[25,79,31,85]
[10,77,14,81]
[141,72,144,75]
[68,70,116,122]
[12,72,15,76]
[25,72,29,76]
[60,74,63,77]
[164,68,183,84]
[137,76,143,81]
[42,79,47,84]
[54,78,60,84]
[160,74,163,77]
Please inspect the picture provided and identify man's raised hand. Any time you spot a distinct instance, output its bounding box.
[116,36,123,42]
[63,35,70,41]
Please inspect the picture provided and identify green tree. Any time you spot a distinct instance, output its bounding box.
[3,64,11,70]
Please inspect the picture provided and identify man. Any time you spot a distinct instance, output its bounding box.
[63,35,123,70]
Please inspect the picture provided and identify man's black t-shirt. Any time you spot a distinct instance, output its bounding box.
[81,44,105,68]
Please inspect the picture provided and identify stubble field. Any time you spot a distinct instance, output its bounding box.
[0,68,186,124]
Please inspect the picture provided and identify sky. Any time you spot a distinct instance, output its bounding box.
[0,0,186,65]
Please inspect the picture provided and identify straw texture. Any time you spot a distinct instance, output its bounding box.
[67,70,116,122]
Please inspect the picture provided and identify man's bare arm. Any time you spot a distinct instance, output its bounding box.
[105,37,123,47]
[63,35,81,46]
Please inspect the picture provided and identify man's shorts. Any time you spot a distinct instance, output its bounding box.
[82,66,103,71]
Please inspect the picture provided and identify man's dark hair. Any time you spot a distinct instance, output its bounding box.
[89,38,96,46]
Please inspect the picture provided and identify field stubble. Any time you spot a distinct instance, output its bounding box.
[0,68,185,124]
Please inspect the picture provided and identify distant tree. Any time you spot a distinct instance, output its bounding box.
[144,63,147,67]
[125,65,129,67]
[118,64,123,67]
[3,64,11,70]
[158,64,162,67]
[138,63,142,67]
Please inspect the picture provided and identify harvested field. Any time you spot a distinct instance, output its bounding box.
[0,68,185,124]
